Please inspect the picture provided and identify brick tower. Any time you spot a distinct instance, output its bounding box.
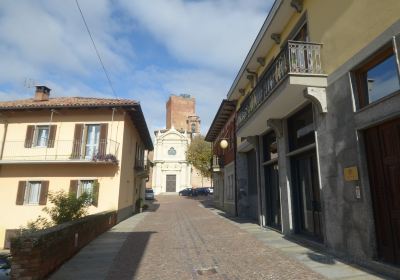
[166,94,200,133]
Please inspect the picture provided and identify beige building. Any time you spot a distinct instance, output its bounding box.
[0,86,153,249]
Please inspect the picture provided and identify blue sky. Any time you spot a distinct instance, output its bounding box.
[0,0,272,134]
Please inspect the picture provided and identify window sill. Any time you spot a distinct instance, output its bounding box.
[22,203,41,206]
[356,90,400,113]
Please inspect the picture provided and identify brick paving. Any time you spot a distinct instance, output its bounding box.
[106,195,324,280]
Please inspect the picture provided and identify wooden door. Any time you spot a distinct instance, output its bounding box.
[365,118,400,265]
[166,175,176,192]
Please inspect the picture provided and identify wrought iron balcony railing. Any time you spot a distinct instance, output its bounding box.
[0,139,120,163]
[211,155,224,172]
[237,40,323,128]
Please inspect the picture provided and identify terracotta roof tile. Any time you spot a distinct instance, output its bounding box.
[0,97,138,110]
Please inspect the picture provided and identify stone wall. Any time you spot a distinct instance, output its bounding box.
[10,211,117,280]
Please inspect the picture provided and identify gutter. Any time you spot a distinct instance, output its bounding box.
[227,0,283,100]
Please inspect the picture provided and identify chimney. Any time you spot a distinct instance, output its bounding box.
[34,85,51,101]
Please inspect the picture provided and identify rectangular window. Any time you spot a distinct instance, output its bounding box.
[24,181,42,205]
[287,104,315,151]
[77,180,94,198]
[355,46,400,107]
[34,126,49,147]
[85,124,100,159]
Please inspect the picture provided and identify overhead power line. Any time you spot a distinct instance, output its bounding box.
[75,0,118,98]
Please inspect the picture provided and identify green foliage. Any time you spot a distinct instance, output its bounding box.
[44,190,92,225]
[186,135,212,179]
[23,190,92,232]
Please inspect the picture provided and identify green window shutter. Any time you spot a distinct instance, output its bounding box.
[69,180,78,196]
[92,180,99,207]
[24,125,35,148]
[47,125,57,148]
[99,123,108,156]
[71,124,84,159]
[39,181,49,205]
[16,181,26,205]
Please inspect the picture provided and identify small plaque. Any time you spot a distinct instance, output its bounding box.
[344,166,359,181]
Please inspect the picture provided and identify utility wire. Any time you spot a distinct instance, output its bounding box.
[75,0,118,98]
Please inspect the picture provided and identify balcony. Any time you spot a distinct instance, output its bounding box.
[211,155,224,172]
[134,158,145,171]
[0,139,120,164]
[237,41,327,137]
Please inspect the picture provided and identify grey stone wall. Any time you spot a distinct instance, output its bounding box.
[236,152,249,218]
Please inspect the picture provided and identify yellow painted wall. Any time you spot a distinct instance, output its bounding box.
[238,0,400,105]
[307,0,400,74]
[117,113,146,212]
[0,108,144,248]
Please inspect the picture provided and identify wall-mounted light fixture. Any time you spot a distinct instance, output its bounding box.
[220,139,229,150]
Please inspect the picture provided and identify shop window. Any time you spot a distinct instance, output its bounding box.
[355,46,400,107]
[262,131,278,162]
[287,104,315,151]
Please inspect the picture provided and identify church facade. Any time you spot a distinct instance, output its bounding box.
[150,94,210,194]
[151,128,192,194]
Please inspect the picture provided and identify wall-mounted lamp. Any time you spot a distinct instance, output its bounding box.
[220,139,229,150]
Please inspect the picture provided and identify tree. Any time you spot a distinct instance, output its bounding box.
[23,190,92,232]
[186,135,212,185]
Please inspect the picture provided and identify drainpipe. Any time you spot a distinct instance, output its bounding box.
[0,119,8,160]
[234,116,238,217]
[110,108,116,154]
[45,109,55,160]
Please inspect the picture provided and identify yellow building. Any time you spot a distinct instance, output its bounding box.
[226,0,400,274]
[0,86,153,249]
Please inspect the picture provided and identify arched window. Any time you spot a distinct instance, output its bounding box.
[168,147,176,156]
[191,123,196,133]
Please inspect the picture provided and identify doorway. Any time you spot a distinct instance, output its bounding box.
[166,175,176,192]
[262,131,281,230]
[292,151,322,240]
[364,118,400,265]
[264,163,281,230]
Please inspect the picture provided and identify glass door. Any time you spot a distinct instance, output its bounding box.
[85,124,100,159]
[264,163,281,230]
[292,151,322,240]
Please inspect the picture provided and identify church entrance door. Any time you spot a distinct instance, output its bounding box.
[166,175,176,192]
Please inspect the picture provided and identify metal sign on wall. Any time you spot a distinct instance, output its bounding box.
[344,166,359,181]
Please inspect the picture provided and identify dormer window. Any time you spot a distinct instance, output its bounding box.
[168,147,176,156]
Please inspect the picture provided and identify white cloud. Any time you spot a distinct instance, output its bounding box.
[119,0,271,73]
[0,0,272,137]
[0,0,131,84]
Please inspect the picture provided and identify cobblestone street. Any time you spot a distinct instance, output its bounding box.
[51,195,386,280]
[106,195,323,280]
